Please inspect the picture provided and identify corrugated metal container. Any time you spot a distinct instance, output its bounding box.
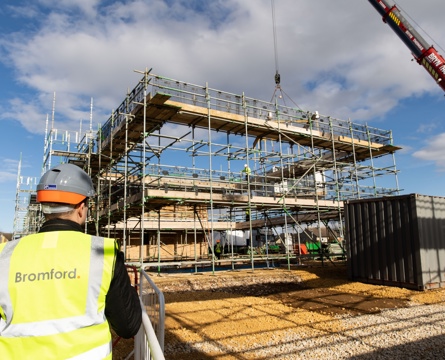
[344,194,445,290]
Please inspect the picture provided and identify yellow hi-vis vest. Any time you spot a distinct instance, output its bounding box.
[0,231,117,360]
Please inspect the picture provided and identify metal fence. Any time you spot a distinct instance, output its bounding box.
[134,269,166,360]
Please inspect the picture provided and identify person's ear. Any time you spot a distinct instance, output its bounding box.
[76,201,86,218]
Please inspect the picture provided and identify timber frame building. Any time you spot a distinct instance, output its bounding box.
[14,69,401,269]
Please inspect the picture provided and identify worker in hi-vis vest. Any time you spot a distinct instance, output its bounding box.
[242,164,251,181]
[0,164,142,359]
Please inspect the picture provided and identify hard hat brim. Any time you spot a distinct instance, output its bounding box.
[37,190,87,205]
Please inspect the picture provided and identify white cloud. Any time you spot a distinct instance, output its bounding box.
[413,133,445,171]
[37,0,101,17]
[1,98,47,134]
[417,122,438,134]
[0,158,20,183]
[1,0,445,147]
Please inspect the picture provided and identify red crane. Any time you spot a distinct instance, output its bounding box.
[368,0,445,92]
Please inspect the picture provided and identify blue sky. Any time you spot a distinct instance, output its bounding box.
[1,0,445,233]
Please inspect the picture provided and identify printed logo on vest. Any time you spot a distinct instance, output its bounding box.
[15,268,79,283]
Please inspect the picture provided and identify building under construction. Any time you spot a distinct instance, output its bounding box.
[13,69,401,269]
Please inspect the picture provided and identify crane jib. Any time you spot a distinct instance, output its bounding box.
[368,0,445,91]
[421,49,445,87]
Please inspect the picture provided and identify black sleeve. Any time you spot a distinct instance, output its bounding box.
[105,251,142,338]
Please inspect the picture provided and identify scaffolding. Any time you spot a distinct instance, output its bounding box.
[15,69,401,269]
[12,156,40,240]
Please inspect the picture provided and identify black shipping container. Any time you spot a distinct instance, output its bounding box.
[344,194,445,290]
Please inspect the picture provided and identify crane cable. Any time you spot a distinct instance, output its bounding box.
[270,0,303,110]
[271,0,280,87]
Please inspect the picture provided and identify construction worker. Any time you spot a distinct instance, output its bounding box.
[0,164,142,359]
[241,164,251,181]
[214,239,222,260]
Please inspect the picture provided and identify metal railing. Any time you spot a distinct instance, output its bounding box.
[98,72,395,152]
[134,269,165,360]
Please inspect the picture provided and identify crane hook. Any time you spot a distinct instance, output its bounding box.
[275,71,281,86]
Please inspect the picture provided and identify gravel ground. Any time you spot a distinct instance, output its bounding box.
[208,302,445,360]
[113,263,445,359]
